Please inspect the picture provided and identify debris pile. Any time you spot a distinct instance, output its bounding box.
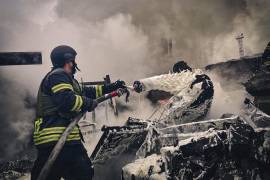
[205,54,262,86]
[0,160,33,179]
[122,117,270,180]
[90,118,151,179]
[245,71,270,115]
[88,92,270,180]
[162,121,270,179]
[2,56,270,179]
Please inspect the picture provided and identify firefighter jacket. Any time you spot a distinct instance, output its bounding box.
[33,68,117,148]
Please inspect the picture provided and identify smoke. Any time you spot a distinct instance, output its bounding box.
[0,71,35,162]
[207,72,247,119]
[56,0,270,66]
[0,0,270,161]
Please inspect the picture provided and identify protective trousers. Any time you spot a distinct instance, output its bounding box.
[31,144,94,180]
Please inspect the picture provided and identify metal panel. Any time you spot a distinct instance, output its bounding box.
[0,52,42,66]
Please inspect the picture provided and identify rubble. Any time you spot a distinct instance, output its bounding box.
[0,160,33,179]
[122,154,166,180]
[205,54,262,86]
[90,119,150,179]
[122,118,270,180]
[2,86,270,180]
[245,71,270,114]
[242,102,270,128]
[2,55,270,179]
[89,104,270,179]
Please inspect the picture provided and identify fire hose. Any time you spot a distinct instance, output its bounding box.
[37,88,129,180]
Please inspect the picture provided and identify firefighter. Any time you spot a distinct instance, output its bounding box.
[172,61,214,110]
[31,45,125,180]
[133,61,214,124]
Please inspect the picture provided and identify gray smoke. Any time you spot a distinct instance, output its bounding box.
[0,71,35,162]
[0,0,270,162]
[55,0,270,67]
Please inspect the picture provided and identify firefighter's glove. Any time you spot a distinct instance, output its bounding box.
[116,88,127,97]
[116,88,130,102]
[88,99,98,112]
[114,80,126,89]
[133,81,143,93]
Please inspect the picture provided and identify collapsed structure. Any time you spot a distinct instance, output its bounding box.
[89,57,270,179]
[1,55,270,179]
[89,105,270,180]
[1,107,269,179]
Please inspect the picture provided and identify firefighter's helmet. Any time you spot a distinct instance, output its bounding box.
[173,61,192,73]
[50,45,77,68]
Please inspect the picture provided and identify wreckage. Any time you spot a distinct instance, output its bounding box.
[138,68,213,125]
[89,58,270,179]
[1,56,270,180]
[90,104,270,180]
[1,107,269,180]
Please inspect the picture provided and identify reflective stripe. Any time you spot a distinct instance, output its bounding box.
[34,126,81,145]
[34,133,80,142]
[34,127,79,137]
[34,118,43,133]
[95,85,103,98]
[34,131,79,138]
[35,137,81,145]
[71,95,79,111]
[34,126,78,131]
[34,126,79,134]
[52,83,73,93]
[77,96,83,110]
[71,95,83,111]
[34,127,66,133]
[34,134,81,145]
[264,61,270,66]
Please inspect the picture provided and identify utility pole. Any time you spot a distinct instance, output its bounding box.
[236,33,245,58]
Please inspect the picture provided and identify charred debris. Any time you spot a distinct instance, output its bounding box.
[1,54,270,179]
[91,54,270,180]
